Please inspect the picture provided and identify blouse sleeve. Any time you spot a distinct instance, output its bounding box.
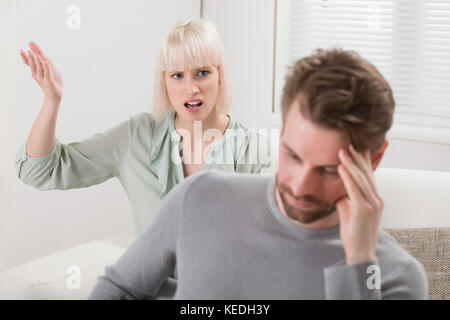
[14,114,144,190]
[235,129,278,175]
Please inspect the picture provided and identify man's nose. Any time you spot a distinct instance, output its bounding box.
[290,167,318,198]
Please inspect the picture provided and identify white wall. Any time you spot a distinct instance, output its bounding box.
[1,0,200,268]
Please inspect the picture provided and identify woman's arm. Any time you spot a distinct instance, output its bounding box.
[16,42,133,190]
[20,42,63,158]
[15,118,131,190]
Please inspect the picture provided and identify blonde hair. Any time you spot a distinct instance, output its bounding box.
[152,19,232,121]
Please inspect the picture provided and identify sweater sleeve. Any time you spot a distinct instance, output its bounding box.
[88,172,202,300]
[323,258,428,300]
[14,114,145,190]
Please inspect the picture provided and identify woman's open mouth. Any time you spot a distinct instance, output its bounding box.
[184,100,203,112]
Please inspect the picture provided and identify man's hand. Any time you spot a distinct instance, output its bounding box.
[336,144,384,265]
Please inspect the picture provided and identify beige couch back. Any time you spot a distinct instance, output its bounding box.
[384,227,450,300]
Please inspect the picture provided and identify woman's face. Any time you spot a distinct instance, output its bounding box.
[165,65,220,122]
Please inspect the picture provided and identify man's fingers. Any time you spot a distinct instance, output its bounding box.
[336,196,351,221]
[349,144,372,175]
[337,162,364,203]
[348,145,378,196]
[339,148,378,205]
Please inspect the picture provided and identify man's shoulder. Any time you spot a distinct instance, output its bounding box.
[376,229,427,284]
[189,169,272,184]
[185,170,273,197]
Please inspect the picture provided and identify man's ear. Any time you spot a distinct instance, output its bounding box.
[371,140,389,170]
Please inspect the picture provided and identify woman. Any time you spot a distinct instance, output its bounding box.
[16,19,273,236]
[16,19,273,299]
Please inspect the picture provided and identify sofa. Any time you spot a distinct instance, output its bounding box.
[0,168,449,299]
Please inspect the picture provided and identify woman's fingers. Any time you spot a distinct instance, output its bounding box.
[29,41,47,61]
[24,49,47,82]
[35,54,45,79]
[28,41,56,69]
[42,58,50,80]
[27,51,37,75]
[20,49,29,65]
[20,42,62,100]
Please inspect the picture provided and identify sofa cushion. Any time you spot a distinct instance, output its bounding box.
[0,234,133,300]
[384,227,450,300]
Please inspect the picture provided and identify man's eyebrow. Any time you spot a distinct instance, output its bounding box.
[282,142,339,169]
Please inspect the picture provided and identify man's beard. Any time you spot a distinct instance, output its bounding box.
[276,176,336,225]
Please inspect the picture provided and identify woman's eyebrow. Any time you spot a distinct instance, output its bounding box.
[193,66,209,71]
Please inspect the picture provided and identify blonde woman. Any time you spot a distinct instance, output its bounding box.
[16,19,273,236]
[16,19,272,298]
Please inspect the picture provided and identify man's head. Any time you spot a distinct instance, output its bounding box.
[276,48,395,228]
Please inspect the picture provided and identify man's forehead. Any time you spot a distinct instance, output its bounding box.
[282,104,350,164]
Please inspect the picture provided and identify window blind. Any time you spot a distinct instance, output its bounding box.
[283,0,450,128]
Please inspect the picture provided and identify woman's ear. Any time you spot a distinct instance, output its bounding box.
[216,64,222,85]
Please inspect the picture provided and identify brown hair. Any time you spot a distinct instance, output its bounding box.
[281,48,395,153]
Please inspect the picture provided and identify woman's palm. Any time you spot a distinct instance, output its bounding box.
[20,41,63,102]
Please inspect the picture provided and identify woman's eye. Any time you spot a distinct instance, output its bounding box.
[197,70,209,77]
[171,73,183,79]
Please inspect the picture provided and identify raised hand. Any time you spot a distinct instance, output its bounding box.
[19,41,63,103]
[336,144,384,265]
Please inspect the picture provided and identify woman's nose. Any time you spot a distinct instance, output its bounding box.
[191,85,200,93]
[188,84,200,94]
[185,79,200,95]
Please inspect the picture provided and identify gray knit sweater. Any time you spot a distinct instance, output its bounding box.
[89,170,428,300]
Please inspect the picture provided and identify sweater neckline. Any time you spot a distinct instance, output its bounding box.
[266,175,340,240]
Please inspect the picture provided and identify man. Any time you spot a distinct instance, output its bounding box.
[89,48,428,300]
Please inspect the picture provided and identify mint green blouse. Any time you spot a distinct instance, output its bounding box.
[15,111,275,235]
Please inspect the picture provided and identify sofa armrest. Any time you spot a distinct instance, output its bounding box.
[0,234,134,300]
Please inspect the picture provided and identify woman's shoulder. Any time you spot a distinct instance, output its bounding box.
[227,115,277,174]
[227,116,269,145]
[128,111,173,134]
[128,111,176,158]
[128,112,155,129]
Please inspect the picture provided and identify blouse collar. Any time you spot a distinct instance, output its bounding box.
[148,110,240,199]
